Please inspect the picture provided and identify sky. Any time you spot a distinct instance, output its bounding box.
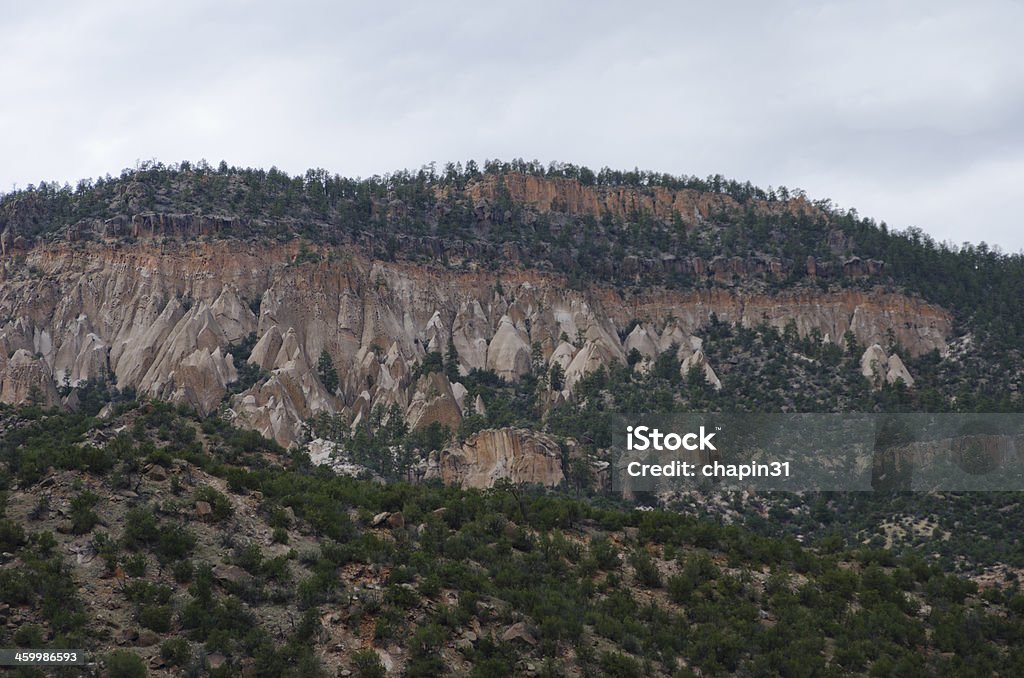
[2,0,1022,251]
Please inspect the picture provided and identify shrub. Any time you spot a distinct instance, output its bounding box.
[123,553,147,577]
[589,536,620,570]
[124,581,173,606]
[667,574,695,605]
[351,648,386,678]
[13,623,44,647]
[0,519,26,552]
[155,524,196,562]
[139,604,173,633]
[122,506,158,548]
[234,543,264,574]
[103,650,147,678]
[160,637,192,666]
[406,623,446,677]
[598,651,643,678]
[173,560,194,584]
[630,550,662,588]
[194,486,233,522]
[69,490,101,534]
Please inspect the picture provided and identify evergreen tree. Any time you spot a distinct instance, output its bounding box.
[317,350,338,393]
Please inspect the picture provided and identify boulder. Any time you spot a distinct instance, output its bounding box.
[147,465,168,482]
[212,564,249,585]
[501,622,537,646]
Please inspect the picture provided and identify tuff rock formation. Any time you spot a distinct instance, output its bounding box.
[0,240,949,446]
[428,428,565,489]
[680,349,722,390]
[860,344,915,388]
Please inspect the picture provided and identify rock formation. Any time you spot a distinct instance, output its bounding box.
[680,349,722,390]
[0,239,949,445]
[406,371,462,432]
[430,428,565,489]
[860,344,915,388]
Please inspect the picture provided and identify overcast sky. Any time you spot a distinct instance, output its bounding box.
[2,1,1022,251]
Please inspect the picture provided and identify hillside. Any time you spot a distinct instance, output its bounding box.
[1,162,1023,676]
[0,162,1019,451]
[2,400,1023,676]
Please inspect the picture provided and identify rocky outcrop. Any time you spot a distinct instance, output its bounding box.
[0,241,950,446]
[615,288,948,358]
[0,349,58,405]
[459,175,886,285]
[66,213,244,241]
[430,428,565,489]
[680,349,722,390]
[464,173,821,226]
[171,347,238,414]
[860,344,915,388]
[486,316,531,381]
[886,354,914,387]
[230,327,336,444]
[406,371,462,432]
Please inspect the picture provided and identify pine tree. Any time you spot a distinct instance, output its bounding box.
[445,338,460,382]
[317,350,338,394]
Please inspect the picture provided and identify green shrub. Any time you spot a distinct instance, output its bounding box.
[69,490,101,534]
[160,637,192,666]
[630,550,662,588]
[234,543,264,574]
[598,651,643,678]
[173,560,194,584]
[123,553,147,577]
[103,650,147,678]
[194,485,233,522]
[122,506,158,548]
[139,604,173,632]
[351,648,386,678]
[124,580,170,603]
[0,519,26,551]
[155,524,196,562]
[667,574,695,605]
[406,623,446,677]
[589,536,620,570]
[13,624,44,647]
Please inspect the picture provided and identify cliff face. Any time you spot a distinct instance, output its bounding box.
[0,240,951,445]
[429,428,566,489]
[463,173,821,224]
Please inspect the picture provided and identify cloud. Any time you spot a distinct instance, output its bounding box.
[2,0,1022,250]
